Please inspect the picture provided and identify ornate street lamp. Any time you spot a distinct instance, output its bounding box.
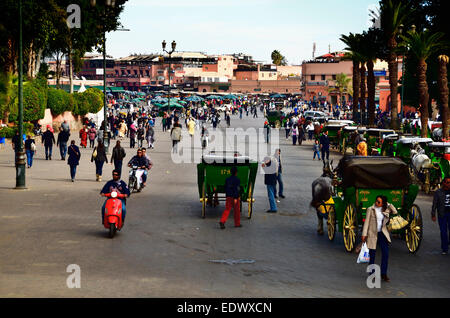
[162,40,176,110]
[15,0,26,189]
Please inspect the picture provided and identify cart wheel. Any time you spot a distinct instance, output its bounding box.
[405,204,423,253]
[247,183,253,219]
[201,182,207,219]
[343,203,357,252]
[327,205,336,241]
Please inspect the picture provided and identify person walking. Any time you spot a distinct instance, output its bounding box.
[146,124,155,149]
[24,135,36,168]
[129,123,137,148]
[291,124,298,145]
[67,140,81,182]
[264,121,271,143]
[362,195,398,282]
[92,141,108,181]
[79,126,87,148]
[431,177,450,255]
[170,121,182,153]
[57,128,70,160]
[188,117,196,138]
[274,149,285,199]
[298,124,305,145]
[88,126,97,148]
[110,140,126,177]
[11,130,23,164]
[262,156,278,213]
[319,130,330,161]
[219,166,242,229]
[306,122,314,140]
[42,125,55,160]
[137,124,145,148]
[313,140,321,160]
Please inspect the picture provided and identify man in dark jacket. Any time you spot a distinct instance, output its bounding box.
[432,177,450,255]
[262,156,278,213]
[67,140,80,182]
[42,125,56,160]
[219,167,241,229]
[57,128,70,160]
[319,130,330,161]
[110,140,126,177]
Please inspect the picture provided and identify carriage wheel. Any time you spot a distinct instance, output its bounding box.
[405,204,423,253]
[343,203,358,252]
[327,205,336,241]
[201,182,207,218]
[247,183,254,219]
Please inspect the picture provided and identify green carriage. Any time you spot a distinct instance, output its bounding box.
[427,142,450,189]
[325,157,423,254]
[364,128,396,154]
[321,123,347,149]
[197,151,258,219]
[339,126,367,154]
[266,110,286,128]
[393,137,433,164]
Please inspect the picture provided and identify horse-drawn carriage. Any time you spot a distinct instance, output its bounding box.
[197,151,258,219]
[339,126,367,155]
[364,128,396,154]
[313,157,423,254]
[321,123,348,149]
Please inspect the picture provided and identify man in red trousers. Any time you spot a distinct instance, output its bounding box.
[219,166,242,229]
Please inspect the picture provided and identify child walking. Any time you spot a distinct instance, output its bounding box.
[313,140,321,160]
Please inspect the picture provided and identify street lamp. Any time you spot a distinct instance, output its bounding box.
[162,40,176,110]
[15,0,26,189]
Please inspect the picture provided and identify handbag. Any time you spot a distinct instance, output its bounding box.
[30,142,37,152]
[387,215,409,231]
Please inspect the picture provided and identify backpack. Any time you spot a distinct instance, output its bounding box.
[171,127,181,141]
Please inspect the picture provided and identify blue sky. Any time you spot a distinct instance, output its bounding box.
[106,0,379,64]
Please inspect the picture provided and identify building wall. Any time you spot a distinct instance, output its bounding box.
[277,65,302,78]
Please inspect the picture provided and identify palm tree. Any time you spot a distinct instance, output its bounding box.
[328,73,352,108]
[438,55,449,139]
[340,33,363,122]
[400,30,445,137]
[380,0,412,129]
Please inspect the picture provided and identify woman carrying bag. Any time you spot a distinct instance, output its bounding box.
[361,195,398,282]
[91,141,108,181]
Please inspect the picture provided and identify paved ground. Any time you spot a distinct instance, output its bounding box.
[0,113,448,298]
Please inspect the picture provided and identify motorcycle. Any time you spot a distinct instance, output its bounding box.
[103,191,126,238]
[128,165,146,193]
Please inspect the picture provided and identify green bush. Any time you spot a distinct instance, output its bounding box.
[0,127,15,138]
[8,79,46,122]
[48,87,74,116]
[84,88,103,114]
[73,92,90,116]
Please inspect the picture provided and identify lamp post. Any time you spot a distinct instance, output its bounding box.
[162,40,176,111]
[15,0,26,189]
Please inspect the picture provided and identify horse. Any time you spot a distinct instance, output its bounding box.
[310,160,336,235]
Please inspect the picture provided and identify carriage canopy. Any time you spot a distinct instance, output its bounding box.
[337,156,411,189]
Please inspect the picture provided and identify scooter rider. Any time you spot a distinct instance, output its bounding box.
[128,148,151,187]
[100,170,130,224]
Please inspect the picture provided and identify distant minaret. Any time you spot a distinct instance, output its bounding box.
[328,44,331,54]
[313,42,316,59]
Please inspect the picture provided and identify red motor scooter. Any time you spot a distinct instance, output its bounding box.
[103,191,126,238]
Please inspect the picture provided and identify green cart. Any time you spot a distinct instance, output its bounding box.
[364,128,396,154]
[325,156,423,253]
[197,151,258,219]
[339,126,367,154]
[321,123,347,150]
[427,142,450,190]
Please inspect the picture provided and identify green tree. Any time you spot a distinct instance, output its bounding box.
[400,29,446,137]
[271,50,287,66]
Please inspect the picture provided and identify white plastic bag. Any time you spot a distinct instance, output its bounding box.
[357,243,370,264]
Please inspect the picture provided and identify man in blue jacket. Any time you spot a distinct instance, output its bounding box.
[67,140,80,182]
[262,156,278,213]
[219,167,241,229]
[320,130,330,161]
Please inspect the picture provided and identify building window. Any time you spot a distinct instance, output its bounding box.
[332,74,336,80]
[311,75,315,81]
[321,75,325,80]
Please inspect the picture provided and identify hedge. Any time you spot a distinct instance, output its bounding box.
[0,123,34,138]
[48,87,74,116]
